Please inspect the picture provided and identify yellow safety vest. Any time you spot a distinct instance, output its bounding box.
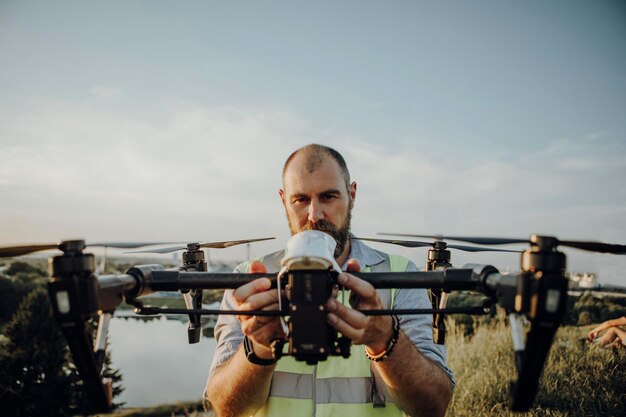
[246,253,410,417]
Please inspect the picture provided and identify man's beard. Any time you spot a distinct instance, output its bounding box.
[288,210,352,259]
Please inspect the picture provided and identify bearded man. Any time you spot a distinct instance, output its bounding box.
[205,144,454,417]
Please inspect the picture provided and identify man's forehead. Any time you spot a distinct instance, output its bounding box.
[283,153,345,192]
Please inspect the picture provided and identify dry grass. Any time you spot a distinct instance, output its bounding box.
[446,319,626,417]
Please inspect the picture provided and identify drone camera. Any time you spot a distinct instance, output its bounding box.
[285,268,348,365]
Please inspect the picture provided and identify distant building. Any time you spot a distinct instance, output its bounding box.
[568,272,598,288]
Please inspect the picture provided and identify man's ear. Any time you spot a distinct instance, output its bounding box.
[349,181,357,208]
[278,188,286,208]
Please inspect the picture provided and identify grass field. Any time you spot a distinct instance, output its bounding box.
[103,319,625,417]
[446,319,625,417]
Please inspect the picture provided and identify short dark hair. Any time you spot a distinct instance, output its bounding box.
[282,144,351,189]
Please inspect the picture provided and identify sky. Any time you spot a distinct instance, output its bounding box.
[0,1,625,284]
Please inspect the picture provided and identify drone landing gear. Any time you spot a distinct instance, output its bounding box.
[48,240,113,411]
[181,244,207,344]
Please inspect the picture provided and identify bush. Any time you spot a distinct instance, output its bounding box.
[5,261,46,277]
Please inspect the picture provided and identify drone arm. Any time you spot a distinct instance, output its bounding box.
[352,268,480,290]
[97,274,141,311]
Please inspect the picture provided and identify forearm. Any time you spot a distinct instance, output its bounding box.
[373,332,453,417]
[206,343,275,417]
[614,326,626,343]
[610,316,626,327]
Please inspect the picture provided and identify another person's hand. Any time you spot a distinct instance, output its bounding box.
[588,316,626,342]
[588,322,611,342]
[594,326,626,348]
[325,259,394,355]
[233,261,285,359]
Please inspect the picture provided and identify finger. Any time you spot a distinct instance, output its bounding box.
[326,298,367,329]
[233,277,272,303]
[239,290,279,312]
[327,311,362,342]
[337,273,377,304]
[241,314,274,333]
[243,315,286,341]
[346,258,361,272]
[256,303,281,325]
[250,260,268,273]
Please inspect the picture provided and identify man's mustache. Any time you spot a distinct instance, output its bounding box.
[301,220,339,234]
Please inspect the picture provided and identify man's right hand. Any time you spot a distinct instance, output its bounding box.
[233,260,285,359]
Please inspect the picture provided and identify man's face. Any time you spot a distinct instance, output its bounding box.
[279,154,356,258]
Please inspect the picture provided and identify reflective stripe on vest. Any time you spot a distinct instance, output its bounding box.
[254,252,411,417]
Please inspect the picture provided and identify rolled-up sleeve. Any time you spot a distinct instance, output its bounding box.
[393,263,456,385]
[208,263,250,381]
[208,289,244,380]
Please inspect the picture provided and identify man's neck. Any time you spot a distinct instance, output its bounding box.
[335,239,352,268]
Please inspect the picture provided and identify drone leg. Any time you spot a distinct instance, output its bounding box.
[94,312,112,371]
[430,288,447,345]
[185,290,203,344]
[509,313,525,372]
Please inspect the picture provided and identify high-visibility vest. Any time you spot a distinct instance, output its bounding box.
[244,252,411,417]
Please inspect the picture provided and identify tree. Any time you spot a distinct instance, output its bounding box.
[0,288,73,416]
[0,288,124,416]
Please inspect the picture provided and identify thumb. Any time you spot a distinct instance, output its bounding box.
[346,258,361,272]
[249,260,268,273]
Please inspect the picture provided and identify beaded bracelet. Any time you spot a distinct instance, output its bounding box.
[365,315,400,362]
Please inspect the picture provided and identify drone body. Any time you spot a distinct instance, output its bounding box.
[2,231,625,413]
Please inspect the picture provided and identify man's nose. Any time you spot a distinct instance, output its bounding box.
[308,200,324,223]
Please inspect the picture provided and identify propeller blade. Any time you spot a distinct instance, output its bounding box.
[559,240,626,255]
[0,244,59,258]
[0,241,193,258]
[380,233,529,245]
[446,244,520,253]
[88,241,184,249]
[126,245,186,254]
[199,237,275,249]
[357,237,519,253]
[128,237,276,254]
[354,237,433,248]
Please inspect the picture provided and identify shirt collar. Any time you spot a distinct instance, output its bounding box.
[341,234,385,270]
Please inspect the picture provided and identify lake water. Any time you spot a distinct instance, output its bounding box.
[108,316,216,407]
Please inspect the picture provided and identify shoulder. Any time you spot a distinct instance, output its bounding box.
[234,249,285,273]
[368,248,418,272]
[351,237,418,272]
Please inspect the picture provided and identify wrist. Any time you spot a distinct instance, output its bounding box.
[365,315,400,362]
[243,336,277,366]
[251,339,274,360]
[366,316,394,355]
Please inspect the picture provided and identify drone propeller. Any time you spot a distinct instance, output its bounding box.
[356,237,520,253]
[380,233,528,245]
[127,237,276,254]
[380,233,626,255]
[0,241,184,258]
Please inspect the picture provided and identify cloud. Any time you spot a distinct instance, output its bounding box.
[0,96,624,282]
[0,97,310,243]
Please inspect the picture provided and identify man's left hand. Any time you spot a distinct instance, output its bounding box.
[325,259,394,355]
